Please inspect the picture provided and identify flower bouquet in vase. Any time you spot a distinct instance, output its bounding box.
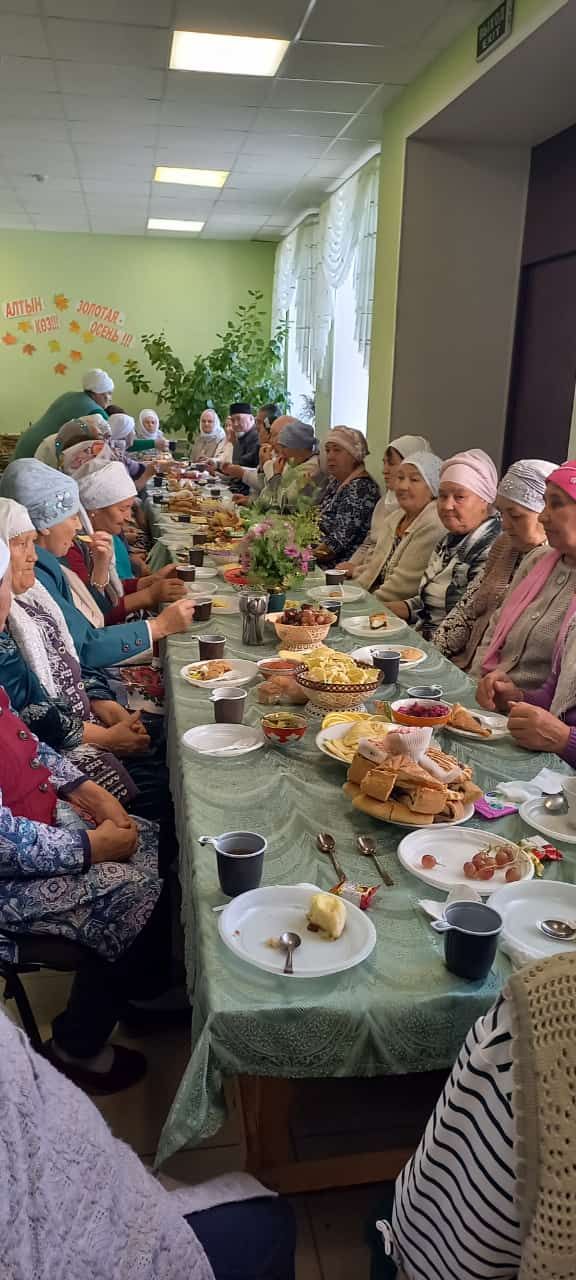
[240,509,318,612]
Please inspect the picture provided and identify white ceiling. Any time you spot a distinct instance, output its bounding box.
[0,0,489,239]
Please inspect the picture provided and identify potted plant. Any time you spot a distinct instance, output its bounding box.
[240,510,318,612]
[124,291,288,441]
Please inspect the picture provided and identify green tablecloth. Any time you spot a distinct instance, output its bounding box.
[149,504,575,1166]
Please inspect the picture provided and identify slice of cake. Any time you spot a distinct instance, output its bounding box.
[307,892,347,940]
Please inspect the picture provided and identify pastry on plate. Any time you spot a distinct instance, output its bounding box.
[449,703,492,737]
[307,892,347,939]
[185,660,232,682]
[369,613,388,630]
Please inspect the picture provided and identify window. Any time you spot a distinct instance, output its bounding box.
[286,303,315,422]
[330,254,369,431]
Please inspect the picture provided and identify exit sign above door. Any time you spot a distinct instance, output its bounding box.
[476,0,514,61]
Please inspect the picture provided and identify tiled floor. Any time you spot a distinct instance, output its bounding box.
[1,971,404,1279]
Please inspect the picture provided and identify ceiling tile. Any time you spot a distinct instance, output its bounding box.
[63,95,161,124]
[45,19,171,68]
[233,152,314,176]
[0,191,26,210]
[422,0,488,47]
[281,41,436,84]
[202,227,258,239]
[226,170,307,190]
[154,144,242,168]
[0,121,69,143]
[158,102,258,129]
[212,199,277,216]
[81,179,152,194]
[68,123,158,146]
[0,14,49,56]
[238,134,330,157]
[0,1,39,11]
[14,176,82,193]
[164,71,269,106]
[31,216,90,229]
[44,0,174,23]
[302,0,447,45]
[0,214,33,227]
[0,91,65,120]
[268,79,375,112]
[342,114,384,141]
[0,56,59,90]
[253,109,351,137]
[55,61,165,97]
[173,0,309,40]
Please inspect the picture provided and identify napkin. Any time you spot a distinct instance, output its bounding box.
[496,767,567,804]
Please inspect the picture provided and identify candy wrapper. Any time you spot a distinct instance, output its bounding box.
[519,836,563,878]
[330,879,379,910]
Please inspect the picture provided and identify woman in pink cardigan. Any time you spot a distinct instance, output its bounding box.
[476,459,576,767]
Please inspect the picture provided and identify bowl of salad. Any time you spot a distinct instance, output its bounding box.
[390,698,451,728]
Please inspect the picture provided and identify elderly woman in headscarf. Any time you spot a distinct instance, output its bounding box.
[133,408,167,452]
[476,461,576,765]
[34,414,110,469]
[0,460,195,672]
[258,419,323,511]
[338,434,433,576]
[346,452,444,599]
[387,448,501,640]
[435,459,554,670]
[189,408,225,464]
[65,460,185,625]
[315,427,381,566]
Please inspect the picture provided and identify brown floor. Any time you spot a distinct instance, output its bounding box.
[1,970,418,1279]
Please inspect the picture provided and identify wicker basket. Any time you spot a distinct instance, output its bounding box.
[295,662,381,710]
[272,613,336,650]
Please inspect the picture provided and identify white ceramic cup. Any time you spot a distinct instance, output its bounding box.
[562,776,576,827]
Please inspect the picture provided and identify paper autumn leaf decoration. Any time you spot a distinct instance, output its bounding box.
[2,332,17,346]
[106,351,121,364]
[54,293,69,311]
[48,339,61,352]
[69,349,82,361]
[69,320,81,333]
[82,330,95,343]
[22,343,36,356]
[54,362,67,375]
[17,320,32,333]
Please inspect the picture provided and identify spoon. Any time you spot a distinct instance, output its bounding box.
[356,834,394,887]
[280,930,301,974]
[542,793,568,814]
[538,918,576,942]
[316,832,346,881]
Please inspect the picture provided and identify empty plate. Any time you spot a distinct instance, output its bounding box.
[181,724,265,757]
[488,879,576,963]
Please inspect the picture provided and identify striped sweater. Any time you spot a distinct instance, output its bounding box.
[387,997,521,1279]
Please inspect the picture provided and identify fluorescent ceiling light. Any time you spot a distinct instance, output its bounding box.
[147,217,204,232]
[170,30,288,77]
[154,166,228,188]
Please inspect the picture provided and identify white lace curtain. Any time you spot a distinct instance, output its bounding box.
[271,157,380,383]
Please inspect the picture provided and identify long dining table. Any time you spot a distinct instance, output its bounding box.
[147,495,575,1189]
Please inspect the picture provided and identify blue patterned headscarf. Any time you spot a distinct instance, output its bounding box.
[0,459,80,530]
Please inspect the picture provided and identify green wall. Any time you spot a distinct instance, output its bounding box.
[367,0,568,456]
[0,232,275,435]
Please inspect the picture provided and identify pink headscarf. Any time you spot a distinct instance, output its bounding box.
[440,449,498,505]
[547,459,576,498]
[326,426,369,462]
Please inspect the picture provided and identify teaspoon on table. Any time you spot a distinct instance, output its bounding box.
[280,930,301,974]
[538,918,576,942]
[316,832,346,882]
[356,835,394,887]
[542,793,568,814]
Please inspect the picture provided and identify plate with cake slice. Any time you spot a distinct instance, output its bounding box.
[218,885,376,977]
[341,612,407,638]
[444,705,510,741]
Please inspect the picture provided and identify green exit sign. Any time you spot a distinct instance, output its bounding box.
[476,0,514,61]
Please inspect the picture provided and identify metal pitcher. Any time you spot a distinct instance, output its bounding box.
[239,589,268,646]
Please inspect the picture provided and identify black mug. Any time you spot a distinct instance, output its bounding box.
[371,648,400,682]
[199,831,266,897]
[153,475,164,488]
[435,901,502,981]
[188,548,204,566]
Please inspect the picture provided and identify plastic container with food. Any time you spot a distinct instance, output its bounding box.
[391,698,451,727]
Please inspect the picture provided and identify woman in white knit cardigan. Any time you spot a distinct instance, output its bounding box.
[345,451,444,599]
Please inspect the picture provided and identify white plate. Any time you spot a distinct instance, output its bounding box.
[185,565,217,580]
[307,584,365,604]
[520,797,576,845]
[210,596,241,614]
[218,884,376,978]
[397,827,533,893]
[182,723,265,757]
[315,720,394,765]
[350,644,426,669]
[341,614,407,639]
[445,710,510,741]
[487,880,576,962]
[180,658,260,689]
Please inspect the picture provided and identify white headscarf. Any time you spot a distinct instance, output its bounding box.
[108,413,135,445]
[136,409,160,439]
[82,368,114,394]
[198,410,224,443]
[497,459,557,512]
[388,435,432,458]
[0,537,8,583]
[76,460,137,512]
[60,439,114,476]
[0,497,35,542]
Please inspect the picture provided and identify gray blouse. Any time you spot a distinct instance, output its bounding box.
[471,556,576,688]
